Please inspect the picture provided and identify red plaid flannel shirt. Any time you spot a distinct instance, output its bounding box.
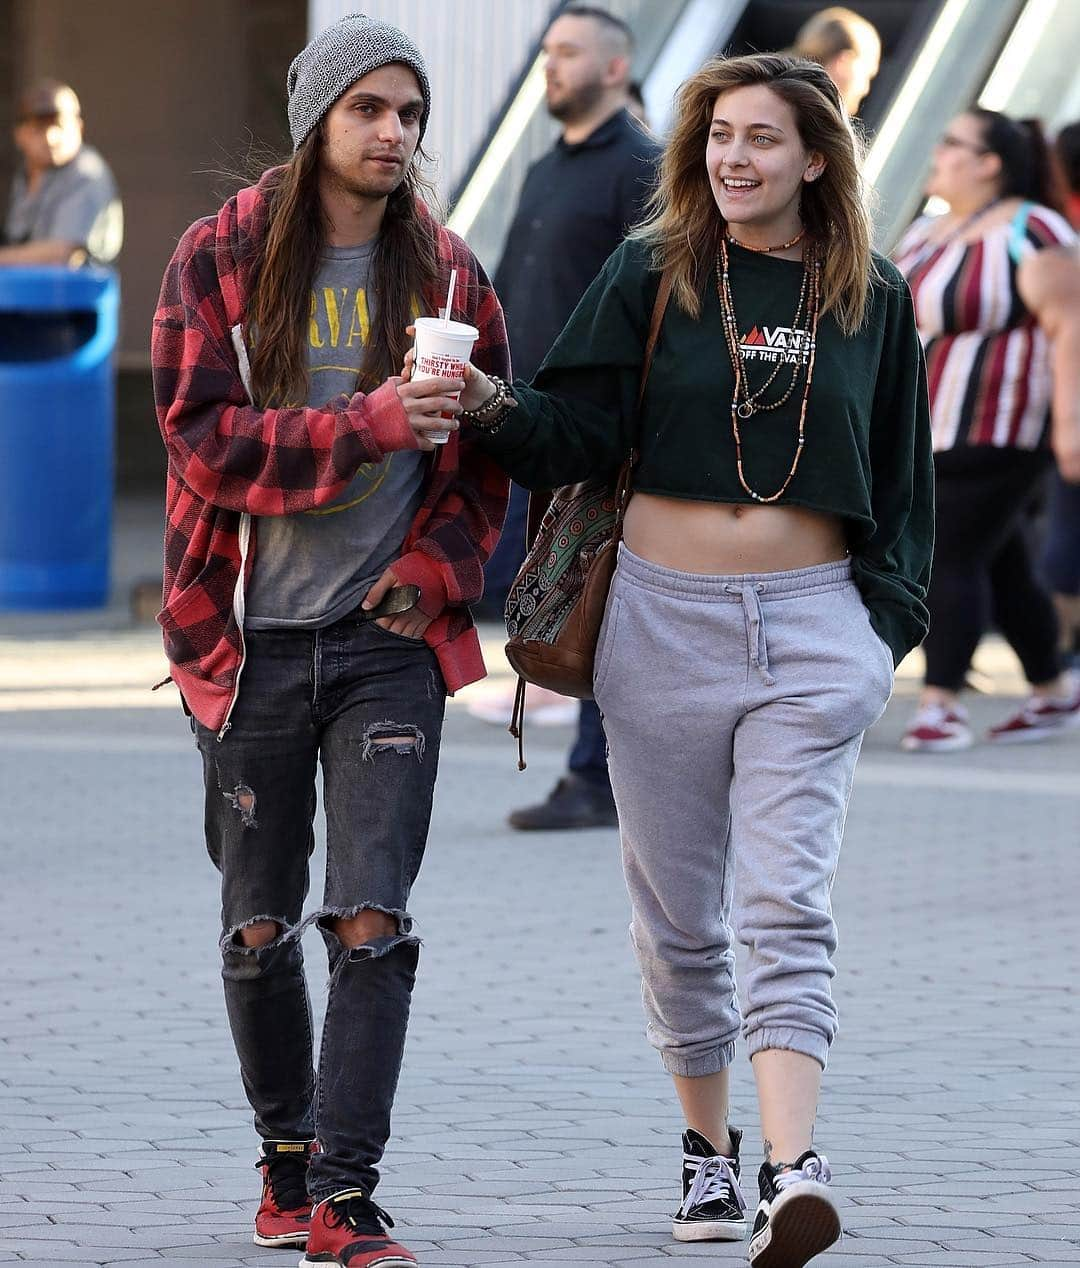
[152,169,510,734]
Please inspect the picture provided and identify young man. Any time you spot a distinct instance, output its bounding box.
[478,5,660,831]
[2,79,122,266]
[152,16,508,1267]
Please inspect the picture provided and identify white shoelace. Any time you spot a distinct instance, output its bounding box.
[775,1154,832,1191]
[677,1154,746,1219]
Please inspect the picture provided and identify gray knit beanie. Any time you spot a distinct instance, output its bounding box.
[286,12,431,151]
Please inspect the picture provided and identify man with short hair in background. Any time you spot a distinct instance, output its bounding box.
[792,5,881,116]
[2,79,121,266]
[477,4,660,832]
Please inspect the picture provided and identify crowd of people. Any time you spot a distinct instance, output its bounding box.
[1,5,1065,1268]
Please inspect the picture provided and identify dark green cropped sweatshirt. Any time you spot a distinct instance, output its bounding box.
[480,237,935,666]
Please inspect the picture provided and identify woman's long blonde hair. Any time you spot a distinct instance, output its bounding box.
[634,53,876,334]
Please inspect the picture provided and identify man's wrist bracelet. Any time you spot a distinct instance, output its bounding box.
[461,375,517,434]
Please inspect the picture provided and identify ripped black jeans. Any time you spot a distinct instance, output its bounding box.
[193,615,446,1201]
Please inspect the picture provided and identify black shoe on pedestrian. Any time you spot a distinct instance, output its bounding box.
[672,1126,746,1242]
[507,773,618,831]
[748,1151,840,1267]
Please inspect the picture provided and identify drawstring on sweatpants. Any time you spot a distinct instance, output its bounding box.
[724,582,776,686]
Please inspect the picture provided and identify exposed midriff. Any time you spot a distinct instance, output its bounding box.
[623,491,847,574]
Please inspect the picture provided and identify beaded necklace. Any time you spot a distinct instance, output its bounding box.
[726,227,806,254]
[716,236,822,504]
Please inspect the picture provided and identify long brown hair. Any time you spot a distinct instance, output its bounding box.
[247,129,440,407]
[633,53,876,335]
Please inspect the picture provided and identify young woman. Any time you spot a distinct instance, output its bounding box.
[431,53,932,1268]
[893,109,1080,751]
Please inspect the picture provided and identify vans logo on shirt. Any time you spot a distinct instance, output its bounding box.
[738,325,812,366]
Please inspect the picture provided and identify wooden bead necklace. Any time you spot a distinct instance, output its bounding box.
[716,236,822,504]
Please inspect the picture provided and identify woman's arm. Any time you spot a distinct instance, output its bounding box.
[1018,246,1080,483]
[852,270,936,665]
[458,241,652,491]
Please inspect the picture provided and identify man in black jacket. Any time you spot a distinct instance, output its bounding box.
[479,4,660,830]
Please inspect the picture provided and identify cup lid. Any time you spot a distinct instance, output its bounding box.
[414,316,479,340]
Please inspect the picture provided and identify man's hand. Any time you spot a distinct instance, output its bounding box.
[393,374,465,451]
[1053,422,1080,484]
[362,566,434,639]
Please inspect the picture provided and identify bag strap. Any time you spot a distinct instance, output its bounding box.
[612,268,674,526]
[641,270,674,405]
[510,272,674,772]
[1007,200,1034,266]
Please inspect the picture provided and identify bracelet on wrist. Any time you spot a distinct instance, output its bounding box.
[460,375,517,434]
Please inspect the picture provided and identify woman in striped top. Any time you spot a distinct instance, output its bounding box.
[894,108,1080,750]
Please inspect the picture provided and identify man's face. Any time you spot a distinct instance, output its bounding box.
[14,95,82,170]
[542,14,618,122]
[826,34,881,116]
[318,63,424,201]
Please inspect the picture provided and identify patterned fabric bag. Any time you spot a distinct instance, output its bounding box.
[503,273,672,763]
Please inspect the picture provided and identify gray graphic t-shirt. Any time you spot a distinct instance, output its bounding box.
[245,241,425,629]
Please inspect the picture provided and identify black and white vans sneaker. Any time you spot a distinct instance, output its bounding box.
[748,1151,840,1267]
[672,1126,747,1242]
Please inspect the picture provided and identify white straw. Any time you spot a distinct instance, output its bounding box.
[442,268,458,328]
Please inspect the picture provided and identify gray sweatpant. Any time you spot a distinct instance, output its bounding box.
[594,545,895,1076]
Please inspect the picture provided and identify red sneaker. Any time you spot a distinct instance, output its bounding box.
[900,703,972,752]
[301,1190,416,1267]
[988,682,1080,743]
[253,1139,314,1248]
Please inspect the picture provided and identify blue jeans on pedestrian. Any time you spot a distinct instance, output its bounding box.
[569,699,611,790]
[192,615,446,1202]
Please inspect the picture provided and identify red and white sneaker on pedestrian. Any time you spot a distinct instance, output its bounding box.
[301,1190,416,1267]
[253,1139,314,1248]
[900,702,973,752]
[988,681,1080,743]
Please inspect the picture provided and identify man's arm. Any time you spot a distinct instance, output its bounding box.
[0,239,82,265]
[154,219,430,515]
[387,243,511,618]
[1019,246,1080,482]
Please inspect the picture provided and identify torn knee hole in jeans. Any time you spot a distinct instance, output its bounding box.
[222,782,258,828]
[221,914,294,955]
[361,721,426,762]
[314,903,420,960]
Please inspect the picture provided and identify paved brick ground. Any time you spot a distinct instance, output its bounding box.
[2,539,1078,1266]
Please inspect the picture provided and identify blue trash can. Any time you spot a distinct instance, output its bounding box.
[0,266,119,610]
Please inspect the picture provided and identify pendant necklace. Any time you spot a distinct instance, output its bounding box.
[716,236,822,504]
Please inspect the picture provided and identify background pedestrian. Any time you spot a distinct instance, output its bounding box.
[472,5,661,832]
[894,108,1080,751]
[1,79,121,266]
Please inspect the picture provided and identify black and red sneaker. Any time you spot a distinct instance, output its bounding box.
[253,1139,314,1248]
[988,679,1080,743]
[301,1190,416,1267]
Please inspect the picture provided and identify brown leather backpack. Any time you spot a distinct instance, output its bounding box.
[503,271,673,765]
